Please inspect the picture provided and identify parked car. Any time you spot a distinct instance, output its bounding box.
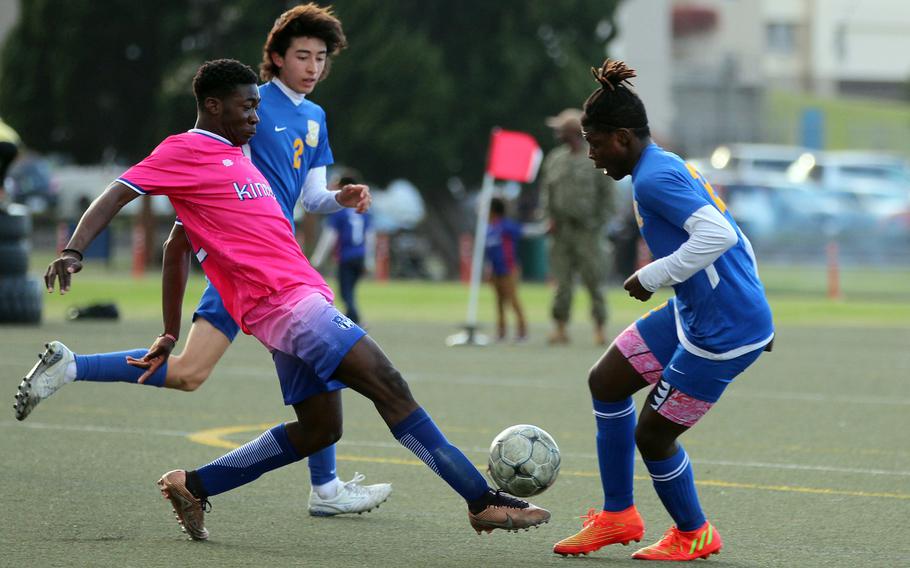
[706,143,809,181]
[5,153,58,215]
[717,180,852,243]
[786,150,910,191]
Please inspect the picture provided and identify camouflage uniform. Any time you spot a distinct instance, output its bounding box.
[539,144,616,326]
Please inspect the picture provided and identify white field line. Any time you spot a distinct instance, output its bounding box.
[403,374,910,406]
[159,366,910,406]
[3,420,909,478]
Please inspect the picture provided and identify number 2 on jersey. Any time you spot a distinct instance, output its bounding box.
[685,162,726,213]
[292,137,304,169]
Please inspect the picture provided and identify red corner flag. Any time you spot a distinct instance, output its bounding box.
[485,128,543,183]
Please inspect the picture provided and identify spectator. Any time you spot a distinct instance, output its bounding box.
[539,108,616,345]
[484,197,527,342]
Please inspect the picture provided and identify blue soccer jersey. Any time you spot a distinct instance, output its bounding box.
[485,218,522,276]
[249,81,334,226]
[327,208,371,263]
[631,143,773,357]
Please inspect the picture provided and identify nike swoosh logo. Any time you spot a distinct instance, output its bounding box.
[668,364,685,375]
[274,126,287,132]
[476,513,514,530]
[499,514,514,530]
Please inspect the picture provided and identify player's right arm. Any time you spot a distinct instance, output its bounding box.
[45,181,141,294]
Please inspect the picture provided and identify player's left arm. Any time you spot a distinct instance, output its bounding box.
[337,181,371,213]
[299,166,371,214]
[45,181,141,294]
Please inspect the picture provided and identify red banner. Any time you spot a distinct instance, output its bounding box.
[485,129,542,183]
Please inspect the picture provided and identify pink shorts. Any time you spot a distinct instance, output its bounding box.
[614,323,714,428]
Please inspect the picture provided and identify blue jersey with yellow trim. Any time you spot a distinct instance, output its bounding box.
[631,143,773,355]
[248,82,333,228]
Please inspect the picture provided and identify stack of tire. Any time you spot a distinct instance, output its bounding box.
[0,203,42,324]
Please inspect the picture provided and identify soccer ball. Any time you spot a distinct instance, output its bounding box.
[487,424,560,497]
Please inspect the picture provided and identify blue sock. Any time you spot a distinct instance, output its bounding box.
[308,444,338,486]
[74,350,167,387]
[391,407,488,502]
[593,397,637,511]
[644,445,705,531]
[195,423,302,497]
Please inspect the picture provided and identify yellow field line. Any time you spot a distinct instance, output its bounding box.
[186,422,278,450]
[187,423,910,501]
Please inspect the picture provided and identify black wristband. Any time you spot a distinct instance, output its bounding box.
[61,248,84,261]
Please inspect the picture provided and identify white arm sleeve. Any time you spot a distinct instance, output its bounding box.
[636,205,738,292]
[300,166,343,214]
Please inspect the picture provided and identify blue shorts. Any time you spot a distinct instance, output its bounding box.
[193,282,240,342]
[270,295,367,406]
[635,298,764,403]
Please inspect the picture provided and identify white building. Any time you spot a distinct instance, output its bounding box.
[642,0,910,153]
[674,0,910,100]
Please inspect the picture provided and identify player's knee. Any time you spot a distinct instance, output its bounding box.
[587,365,619,401]
[317,423,343,448]
[368,364,415,412]
[175,367,211,392]
[381,365,414,402]
[587,366,602,395]
[634,423,673,459]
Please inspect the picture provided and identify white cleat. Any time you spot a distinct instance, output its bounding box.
[14,341,74,421]
[308,473,392,517]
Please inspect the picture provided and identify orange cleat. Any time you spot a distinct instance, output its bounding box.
[553,505,645,556]
[632,521,722,561]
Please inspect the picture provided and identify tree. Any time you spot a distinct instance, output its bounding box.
[1,0,618,275]
[0,0,191,163]
[320,0,618,191]
[1,0,618,187]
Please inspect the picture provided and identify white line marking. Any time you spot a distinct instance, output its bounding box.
[4,420,909,478]
[403,374,910,406]
[1,420,191,437]
[204,367,910,407]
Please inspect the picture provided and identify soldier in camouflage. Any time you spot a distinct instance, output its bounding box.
[539,108,616,346]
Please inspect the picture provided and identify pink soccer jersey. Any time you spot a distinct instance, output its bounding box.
[117,129,333,333]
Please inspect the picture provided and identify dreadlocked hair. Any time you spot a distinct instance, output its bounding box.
[260,3,348,82]
[193,59,258,109]
[582,59,650,138]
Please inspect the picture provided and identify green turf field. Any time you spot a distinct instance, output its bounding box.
[1,265,908,567]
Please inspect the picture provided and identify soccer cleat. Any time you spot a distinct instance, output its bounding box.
[14,341,74,421]
[468,490,551,534]
[632,521,722,561]
[307,473,392,517]
[157,470,210,541]
[553,505,645,556]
